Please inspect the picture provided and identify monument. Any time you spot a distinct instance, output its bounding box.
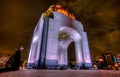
[27,5,92,69]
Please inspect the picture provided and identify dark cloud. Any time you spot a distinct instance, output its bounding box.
[0,0,57,59]
[58,0,120,57]
[0,0,120,59]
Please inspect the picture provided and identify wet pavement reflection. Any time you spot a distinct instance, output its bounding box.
[0,69,119,77]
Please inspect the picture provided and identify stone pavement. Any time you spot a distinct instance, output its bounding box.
[0,69,120,77]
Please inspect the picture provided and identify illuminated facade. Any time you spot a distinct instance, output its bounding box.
[27,5,92,69]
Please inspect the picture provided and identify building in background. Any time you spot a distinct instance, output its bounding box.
[92,56,104,69]
[115,54,120,65]
[0,45,24,72]
[102,53,119,70]
[0,55,10,69]
[93,53,119,70]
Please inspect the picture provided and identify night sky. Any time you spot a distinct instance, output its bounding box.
[0,0,120,59]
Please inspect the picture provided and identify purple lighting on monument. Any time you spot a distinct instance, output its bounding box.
[27,5,92,69]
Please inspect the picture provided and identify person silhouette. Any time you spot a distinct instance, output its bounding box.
[12,45,24,70]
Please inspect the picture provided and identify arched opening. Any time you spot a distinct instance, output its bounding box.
[58,26,84,69]
[68,42,76,69]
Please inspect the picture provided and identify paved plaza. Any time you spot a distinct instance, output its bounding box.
[0,69,120,77]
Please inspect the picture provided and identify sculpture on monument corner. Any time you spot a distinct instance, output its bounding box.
[27,5,92,69]
[11,45,24,70]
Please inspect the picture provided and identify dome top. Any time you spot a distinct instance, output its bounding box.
[44,5,75,20]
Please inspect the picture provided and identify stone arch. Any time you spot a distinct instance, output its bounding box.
[27,12,92,69]
[58,27,84,68]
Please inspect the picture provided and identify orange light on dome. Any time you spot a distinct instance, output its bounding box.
[55,5,75,20]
